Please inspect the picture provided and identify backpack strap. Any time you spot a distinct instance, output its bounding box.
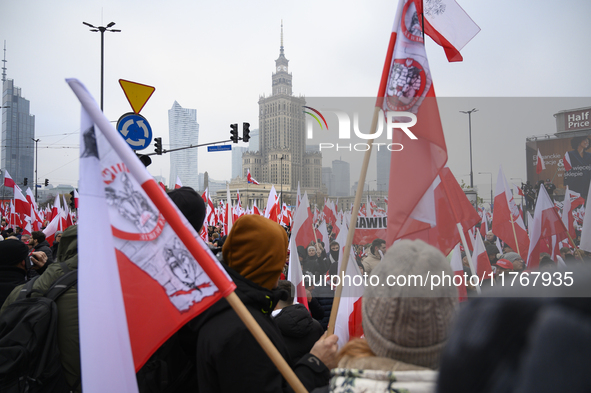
[16,276,41,300]
[44,265,78,301]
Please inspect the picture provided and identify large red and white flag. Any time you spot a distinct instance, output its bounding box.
[526,185,570,269]
[561,186,577,238]
[492,167,530,261]
[3,169,15,188]
[383,0,449,248]
[536,149,546,174]
[563,151,573,172]
[69,78,236,392]
[472,232,494,282]
[423,0,480,62]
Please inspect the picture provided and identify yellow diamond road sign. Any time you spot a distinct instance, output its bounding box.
[119,79,155,114]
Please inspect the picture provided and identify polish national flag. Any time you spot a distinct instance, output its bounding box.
[423,0,480,62]
[70,78,236,392]
[174,176,183,189]
[449,244,468,302]
[13,186,30,215]
[247,169,259,185]
[51,194,60,221]
[43,213,61,247]
[3,169,15,188]
[563,151,572,172]
[264,185,279,223]
[391,166,481,257]
[492,167,530,261]
[74,189,79,209]
[562,186,576,238]
[472,233,494,282]
[536,149,546,174]
[288,193,311,310]
[526,185,570,269]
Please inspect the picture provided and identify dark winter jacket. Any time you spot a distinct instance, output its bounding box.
[33,239,55,275]
[275,304,325,363]
[187,266,330,393]
[0,266,27,307]
[1,225,80,392]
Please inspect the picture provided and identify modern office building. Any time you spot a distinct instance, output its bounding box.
[232,146,248,179]
[168,101,199,190]
[242,24,322,193]
[1,79,34,189]
[322,167,334,196]
[376,148,390,192]
[332,159,350,197]
[248,128,260,153]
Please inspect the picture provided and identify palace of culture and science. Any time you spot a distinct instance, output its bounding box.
[241,27,322,195]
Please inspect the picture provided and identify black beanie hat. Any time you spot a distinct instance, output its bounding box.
[167,186,206,232]
[0,239,29,266]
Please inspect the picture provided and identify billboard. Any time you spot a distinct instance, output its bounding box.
[526,133,591,200]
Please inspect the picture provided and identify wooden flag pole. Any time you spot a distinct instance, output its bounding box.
[509,215,522,257]
[327,106,381,336]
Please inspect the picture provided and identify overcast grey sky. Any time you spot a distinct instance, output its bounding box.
[1,0,590,199]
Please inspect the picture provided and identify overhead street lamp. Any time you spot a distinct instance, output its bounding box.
[460,108,478,188]
[478,172,493,205]
[83,21,121,111]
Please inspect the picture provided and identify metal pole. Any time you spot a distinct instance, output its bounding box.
[32,138,39,201]
[460,109,478,189]
[100,29,104,111]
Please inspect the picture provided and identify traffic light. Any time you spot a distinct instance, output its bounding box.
[69,191,76,210]
[230,124,239,143]
[44,179,49,186]
[242,122,250,143]
[154,137,163,155]
[23,178,28,186]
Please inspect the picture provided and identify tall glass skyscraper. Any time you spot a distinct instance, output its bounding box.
[168,101,199,190]
[1,79,35,189]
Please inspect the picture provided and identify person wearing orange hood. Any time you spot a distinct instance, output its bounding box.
[188,214,338,392]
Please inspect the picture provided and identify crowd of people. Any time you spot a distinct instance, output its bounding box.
[1,185,590,392]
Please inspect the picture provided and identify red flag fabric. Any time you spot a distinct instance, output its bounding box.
[536,149,546,174]
[472,232,494,280]
[492,167,530,261]
[288,194,311,310]
[295,194,316,249]
[174,176,183,190]
[390,167,481,257]
[3,170,16,188]
[383,0,448,248]
[526,185,570,269]
[247,169,259,185]
[13,186,30,215]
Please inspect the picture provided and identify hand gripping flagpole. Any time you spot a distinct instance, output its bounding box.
[67,79,308,393]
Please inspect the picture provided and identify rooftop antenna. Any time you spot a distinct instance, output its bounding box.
[280,20,284,55]
[2,41,7,83]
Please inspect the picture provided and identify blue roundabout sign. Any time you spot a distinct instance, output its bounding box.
[116,112,153,151]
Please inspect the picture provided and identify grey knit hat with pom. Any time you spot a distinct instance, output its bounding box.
[362,239,458,370]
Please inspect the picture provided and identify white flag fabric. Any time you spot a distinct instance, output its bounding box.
[77,97,139,393]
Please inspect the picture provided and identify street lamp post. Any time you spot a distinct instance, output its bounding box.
[478,172,493,205]
[83,21,121,111]
[32,138,39,202]
[460,108,478,188]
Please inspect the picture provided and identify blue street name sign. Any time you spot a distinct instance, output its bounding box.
[207,145,232,152]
